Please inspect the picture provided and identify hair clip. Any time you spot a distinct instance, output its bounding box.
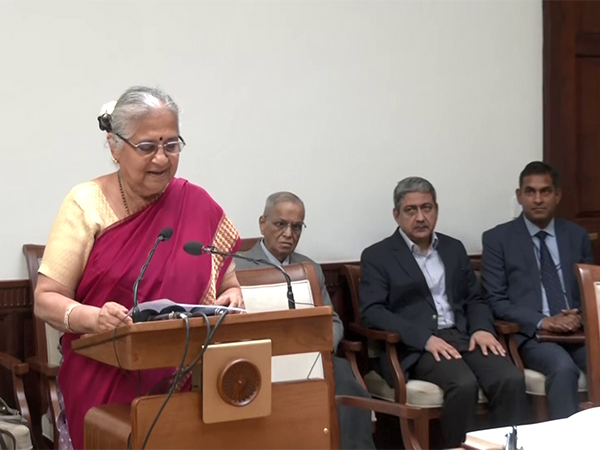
[97,113,112,132]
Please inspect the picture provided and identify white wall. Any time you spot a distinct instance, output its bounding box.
[0,0,542,280]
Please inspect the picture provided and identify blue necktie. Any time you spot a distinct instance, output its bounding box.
[536,231,567,316]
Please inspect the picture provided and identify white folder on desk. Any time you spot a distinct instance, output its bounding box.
[464,406,600,450]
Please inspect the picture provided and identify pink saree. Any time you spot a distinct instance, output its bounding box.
[58,178,240,449]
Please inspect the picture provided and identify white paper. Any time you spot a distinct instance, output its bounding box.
[241,280,325,382]
[465,406,600,449]
[132,298,246,314]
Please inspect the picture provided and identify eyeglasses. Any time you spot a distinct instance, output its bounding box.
[115,132,186,156]
[271,220,306,233]
[402,203,435,217]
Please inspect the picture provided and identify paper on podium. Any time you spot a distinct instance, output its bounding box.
[464,406,600,450]
[241,280,324,382]
[133,299,246,314]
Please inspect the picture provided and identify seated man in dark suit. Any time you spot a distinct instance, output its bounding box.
[482,161,593,419]
[235,191,375,450]
[360,177,526,449]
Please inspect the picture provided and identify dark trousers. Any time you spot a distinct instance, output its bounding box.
[410,329,527,449]
[519,339,586,419]
[333,356,376,450]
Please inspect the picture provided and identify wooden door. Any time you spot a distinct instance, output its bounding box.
[544,0,600,261]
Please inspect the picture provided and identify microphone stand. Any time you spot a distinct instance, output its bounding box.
[189,244,296,309]
[132,229,173,322]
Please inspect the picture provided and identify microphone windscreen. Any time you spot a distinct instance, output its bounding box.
[159,227,174,241]
[183,241,204,256]
[137,309,157,322]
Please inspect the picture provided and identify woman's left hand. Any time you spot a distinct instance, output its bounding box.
[215,287,245,310]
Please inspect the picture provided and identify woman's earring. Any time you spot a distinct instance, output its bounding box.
[112,158,118,164]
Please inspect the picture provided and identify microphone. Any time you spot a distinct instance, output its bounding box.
[183,241,296,310]
[149,305,230,321]
[132,227,174,323]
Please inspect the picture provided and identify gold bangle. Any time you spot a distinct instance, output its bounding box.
[64,303,80,333]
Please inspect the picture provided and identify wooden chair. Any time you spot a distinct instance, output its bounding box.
[492,267,588,423]
[22,244,61,449]
[342,264,506,450]
[475,264,586,423]
[502,233,597,421]
[239,237,260,252]
[477,254,588,423]
[501,331,587,422]
[574,263,600,408]
[237,262,427,450]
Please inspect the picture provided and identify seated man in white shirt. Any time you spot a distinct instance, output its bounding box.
[236,191,375,450]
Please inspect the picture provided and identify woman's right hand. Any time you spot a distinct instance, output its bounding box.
[97,302,133,332]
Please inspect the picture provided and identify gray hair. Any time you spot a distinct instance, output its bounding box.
[109,86,179,149]
[393,177,437,210]
[263,192,305,216]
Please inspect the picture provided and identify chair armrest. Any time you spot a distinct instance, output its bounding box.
[536,330,585,344]
[492,321,525,372]
[336,395,424,420]
[339,339,362,354]
[336,395,424,450]
[0,352,31,425]
[349,323,401,344]
[494,320,520,335]
[0,352,29,376]
[339,339,368,391]
[28,356,62,439]
[28,356,60,378]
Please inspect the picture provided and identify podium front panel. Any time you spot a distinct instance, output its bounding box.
[129,381,331,449]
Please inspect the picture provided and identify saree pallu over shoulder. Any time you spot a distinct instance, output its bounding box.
[58,178,240,449]
[204,214,240,304]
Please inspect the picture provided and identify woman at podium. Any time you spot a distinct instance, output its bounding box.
[33,86,243,449]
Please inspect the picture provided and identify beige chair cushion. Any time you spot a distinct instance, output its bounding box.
[524,368,587,396]
[363,370,487,407]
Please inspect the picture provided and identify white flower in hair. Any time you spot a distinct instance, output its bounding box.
[99,100,117,115]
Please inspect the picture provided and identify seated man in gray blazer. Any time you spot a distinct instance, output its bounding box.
[482,161,594,419]
[361,177,526,449]
[235,191,374,450]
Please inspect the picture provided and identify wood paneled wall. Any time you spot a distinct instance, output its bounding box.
[0,280,33,359]
[544,0,600,263]
[0,280,34,410]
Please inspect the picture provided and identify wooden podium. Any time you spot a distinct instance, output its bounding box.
[72,306,337,449]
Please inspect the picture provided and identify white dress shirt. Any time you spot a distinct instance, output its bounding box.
[523,217,569,319]
[399,228,455,329]
[260,239,291,267]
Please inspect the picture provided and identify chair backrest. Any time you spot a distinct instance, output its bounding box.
[22,245,44,295]
[236,262,323,308]
[574,263,600,406]
[22,245,62,367]
[239,237,261,253]
[341,264,362,327]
